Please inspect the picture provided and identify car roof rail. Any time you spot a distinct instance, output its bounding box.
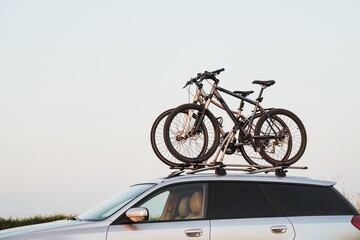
[166,162,308,178]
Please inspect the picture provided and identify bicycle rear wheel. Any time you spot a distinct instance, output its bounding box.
[238,113,269,166]
[254,108,307,166]
[163,103,220,163]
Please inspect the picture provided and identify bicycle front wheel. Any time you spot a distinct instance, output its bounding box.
[151,109,188,167]
[163,103,220,163]
[254,108,307,166]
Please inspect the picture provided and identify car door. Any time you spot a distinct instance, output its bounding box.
[268,183,360,240]
[209,182,295,240]
[107,183,210,240]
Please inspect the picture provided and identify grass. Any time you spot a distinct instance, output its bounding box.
[0,214,75,231]
[347,193,360,212]
[334,177,360,212]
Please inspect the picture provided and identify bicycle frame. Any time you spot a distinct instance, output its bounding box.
[213,86,263,131]
[189,79,279,163]
[190,82,248,137]
[192,83,238,115]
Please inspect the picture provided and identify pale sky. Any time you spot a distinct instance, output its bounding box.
[1,0,360,217]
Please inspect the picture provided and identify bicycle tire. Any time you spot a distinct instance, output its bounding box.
[163,103,220,163]
[255,108,307,166]
[151,109,187,167]
[240,112,291,166]
[238,113,269,166]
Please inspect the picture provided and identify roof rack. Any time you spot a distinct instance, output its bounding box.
[166,162,308,178]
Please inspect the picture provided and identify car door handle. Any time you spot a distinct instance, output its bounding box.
[185,229,203,237]
[271,225,287,234]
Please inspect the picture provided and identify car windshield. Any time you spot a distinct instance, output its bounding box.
[78,183,155,221]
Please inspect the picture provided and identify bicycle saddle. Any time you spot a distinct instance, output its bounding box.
[252,80,276,87]
[233,90,254,97]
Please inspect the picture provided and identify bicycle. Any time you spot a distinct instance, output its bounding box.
[151,109,269,168]
[151,75,271,167]
[162,68,307,166]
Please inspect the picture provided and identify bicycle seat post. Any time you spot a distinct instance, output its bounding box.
[237,96,250,120]
[252,80,276,103]
[256,85,266,103]
[239,96,245,110]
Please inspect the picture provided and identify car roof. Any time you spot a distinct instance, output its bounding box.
[153,172,336,187]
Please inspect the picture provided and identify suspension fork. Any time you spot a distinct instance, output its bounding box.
[178,108,194,139]
[193,98,211,132]
[193,88,202,104]
[192,80,217,132]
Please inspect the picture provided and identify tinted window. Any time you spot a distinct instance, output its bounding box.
[140,184,206,222]
[115,183,207,225]
[269,184,356,216]
[211,182,276,219]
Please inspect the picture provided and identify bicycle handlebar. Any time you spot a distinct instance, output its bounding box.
[210,68,225,75]
[183,68,225,88]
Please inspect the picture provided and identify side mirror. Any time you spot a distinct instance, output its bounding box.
[126,208,149,222]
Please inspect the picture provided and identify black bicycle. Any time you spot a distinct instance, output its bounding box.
[161,68,307,166]
[150,77,270,167]
[151,104,269,167]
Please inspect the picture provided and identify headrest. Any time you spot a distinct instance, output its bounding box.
[190,191,203,214]
[178,197,190,217]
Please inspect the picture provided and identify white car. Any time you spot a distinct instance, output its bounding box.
[1,169,360,240]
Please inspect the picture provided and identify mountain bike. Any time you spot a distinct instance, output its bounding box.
[162,68,307,166]
[151,109,269,167]
[151,76,271,167]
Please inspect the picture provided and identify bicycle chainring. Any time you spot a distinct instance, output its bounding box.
[220,132,237,155]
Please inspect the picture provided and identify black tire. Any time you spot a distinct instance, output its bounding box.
[151,109,187,167]
[163,103,220,163]
[238,112,268,166]
[254,108,307,166]
[241,113,291,166]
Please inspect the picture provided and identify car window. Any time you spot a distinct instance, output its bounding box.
[138,184,207,222]
[210,182,277,219]
[78,183,155,221]
[141,191,170,221]
[269,184,357,216]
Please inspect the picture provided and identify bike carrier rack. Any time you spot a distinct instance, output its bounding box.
[167,162,308,177]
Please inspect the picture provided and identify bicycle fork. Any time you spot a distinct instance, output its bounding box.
[177,109,195,141]
[177,106,206,141]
